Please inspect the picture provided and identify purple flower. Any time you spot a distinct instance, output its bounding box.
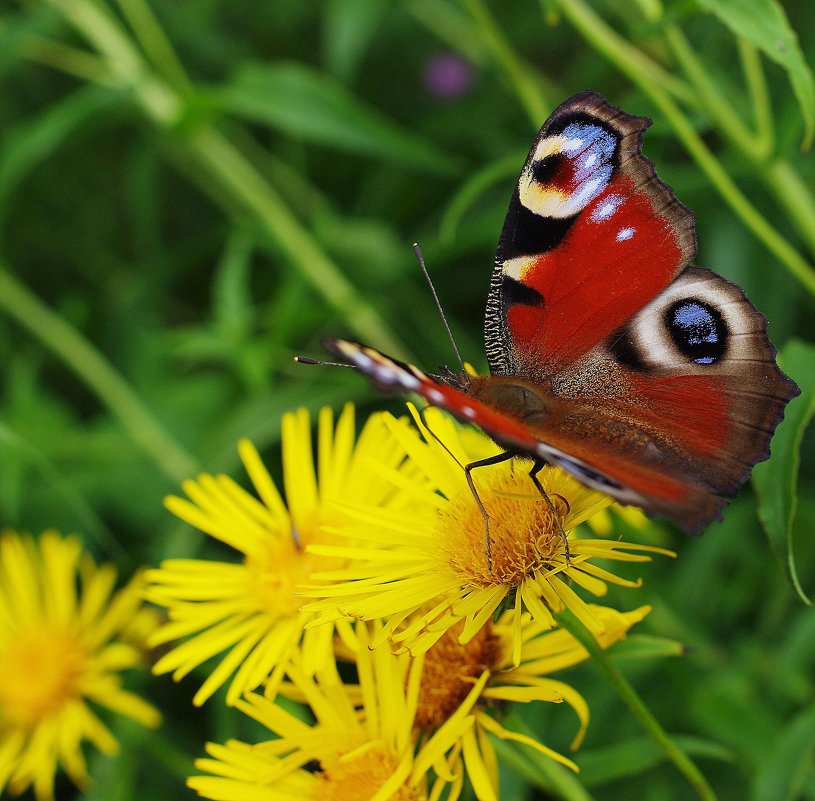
[424,53,475,99]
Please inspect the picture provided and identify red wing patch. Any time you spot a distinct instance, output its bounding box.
[505,175,686,372]
[486,91,695,377]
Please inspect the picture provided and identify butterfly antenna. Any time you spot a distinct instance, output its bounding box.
[413,243,464,371]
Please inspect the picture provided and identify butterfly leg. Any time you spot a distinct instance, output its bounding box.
[528,459,571,562]
[464,451,516,574]
[418,406,463,468]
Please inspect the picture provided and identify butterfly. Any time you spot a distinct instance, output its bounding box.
[322,90,799,534]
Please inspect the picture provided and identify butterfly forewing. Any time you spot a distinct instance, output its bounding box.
[487,91,696,377]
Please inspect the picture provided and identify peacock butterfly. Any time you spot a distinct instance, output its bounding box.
[322,91,799,533]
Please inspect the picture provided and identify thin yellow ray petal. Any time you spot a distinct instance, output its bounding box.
[317,405,335,500]
[475,712,578,771]
[164,494,262,555]
[481,685,562,703]
[283,408,318,529]
[563,565,611,595]
[152,615,259,678]
[519,579,555,629]
[455,586,507,642]
[200,620,269,706]
[548,577,604,633]
[42,534,81,627]
[461,726,498,801]
[369,748,414,801]
[511,590,523,667]
[574,560,644,587]
[411,716,474,783]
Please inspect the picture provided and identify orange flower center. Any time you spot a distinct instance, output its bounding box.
[415,621,502,731]
[246,512,339,617]
[246,537,311,617]
[0,627,86,728]
[314,745,419,801]
[437,462,569,587]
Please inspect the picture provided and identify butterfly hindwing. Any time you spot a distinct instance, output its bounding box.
[471,265,799,531]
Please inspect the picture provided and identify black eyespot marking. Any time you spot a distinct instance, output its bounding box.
[607,325,651,372]
[531,155,562,185]
[665,299,727,364]
[501,276,544,312]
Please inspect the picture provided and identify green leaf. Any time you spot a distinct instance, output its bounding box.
[492,732,595,801]
[607,633,687,661]
[753,338,815,604]
[407,0,487,65]
[751,702,815,801]
[0,6,63,76]
[0,85,118,210]
[439,150,523,244]
[0,421,120,560]
[213,228,255,341]
[214,62,462,175]
[695,0,815,148]
[578,735,734,787]
[322,0,388,82]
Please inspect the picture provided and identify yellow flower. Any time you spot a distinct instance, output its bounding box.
[188,625,466,801]
[0,531,160,801]
[337,605,650,801]
[302,406,672,655]
[145,404,415,706]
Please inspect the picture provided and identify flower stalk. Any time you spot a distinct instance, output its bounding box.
[555,608,718,801]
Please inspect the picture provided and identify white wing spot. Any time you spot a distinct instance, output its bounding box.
[461,405,477,419]
[372,364,399,385]
[590,194,622,222]
[616,227,635,241]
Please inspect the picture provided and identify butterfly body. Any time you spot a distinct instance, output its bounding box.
[324,91,799,533]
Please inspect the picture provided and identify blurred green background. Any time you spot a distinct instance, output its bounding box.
[1,0,814,799]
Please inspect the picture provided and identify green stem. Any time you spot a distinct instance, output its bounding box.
[50,0,180,123]
[663,25,764,160]
[538,0,695,106]
[461,0,551,126]
[47,0,407,357]
[738,39,774,155]
[113,0,192,91]
[497,709,595,801]
[555,609,718,801]
[554,0,815,298]
[183,127,408,357]
[664,28,815,259]
[0,268,199,482]
[22,36,117,85]
[763,162,815,259]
